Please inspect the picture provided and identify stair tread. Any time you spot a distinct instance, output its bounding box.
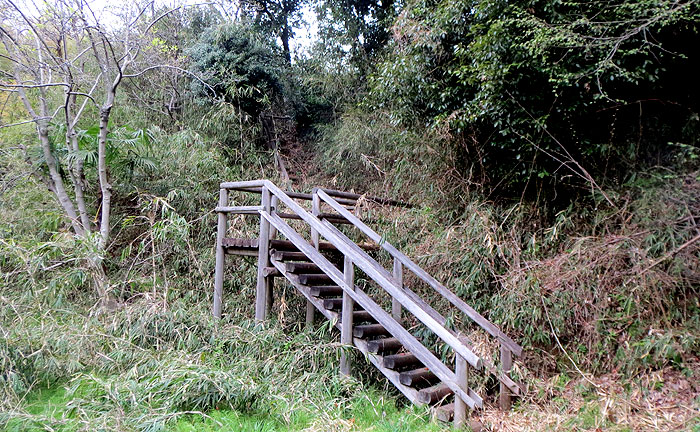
[367,337,402,354]
[383,352,422,370]
[399,367,439,387]
[353,324,390,338]
[417,382,453,405]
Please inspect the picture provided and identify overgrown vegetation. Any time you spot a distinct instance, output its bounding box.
[1,0,699,430]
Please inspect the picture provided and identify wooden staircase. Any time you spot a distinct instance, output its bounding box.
[213,180,524,427]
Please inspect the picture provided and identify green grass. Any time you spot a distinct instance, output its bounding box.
[6,384,447,432]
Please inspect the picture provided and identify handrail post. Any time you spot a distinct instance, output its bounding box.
[392,258,403,323]
[306,188,321,327]
[499,345,513,410]
[340,255,354,376]
[266,195,279,317]
[213,188,228,318]
[255,186,271,322]
[454,353,469,428]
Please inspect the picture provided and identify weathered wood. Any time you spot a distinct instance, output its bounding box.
[435,403,455,423]
[215,205,263,214]
[318,190,523,357]
[499,346,513,410]
[392,258,403,323]
[417,383,453,405]
[340,256,354,376]
[225,237,378,253]
[223,238,258,248]
[213,188,228,318]
[220,182,357,206]
[298,273,333,285]
[353,324,390,338]
[263,266,281,277]
[259,208,480,409]
[322,298,344,310]
[309,192,321,325]
[368,337,403,354]
[320,187,413,208]
[305,300,315,328]
[383,352,422,370]
[285,262,323,274]
[254,187,271,322]
[319,219,482,370]
[350,310,373,323]
[309,285,343,297]
[454,354,469,428]
[270,250,311,262]
[277,211,354,225]
[399,367,439,387]
[269,195,279,240]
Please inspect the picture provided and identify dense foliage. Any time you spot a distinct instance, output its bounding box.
[1,0,699,430]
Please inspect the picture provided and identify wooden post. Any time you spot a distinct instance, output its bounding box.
[266,195,278,317]
[306,188,321,327]
[255,186,271,322]
[454,353,469,428]
[392,258,403,323]
[213,188,228,318]
[499,345,513,410]
[340,255,354,376]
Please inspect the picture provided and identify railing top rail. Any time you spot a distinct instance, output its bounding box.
[259,180,482,369]
[219,180,412,208]
[316,189,523,356]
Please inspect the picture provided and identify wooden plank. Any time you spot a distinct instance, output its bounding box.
[383,353,422,370]
[353,338,421,405]
[317,190,523,357]
[259,209,480,409]
[270,250,310,261]
[368,338,402,354]
[417,383,453,405]
[215,205,263,214]
[277,211,354,225]
[350,310,373,323]
[320,187,413,208]
[320,219,483,370]
[454,354,469,428]
[220,180,268,190]
[353,324,390,338]
[224,248,259,257]
[399,367,439,387]
[392,258,403,323]
[263,266,280,277]
[285,262,323,274]
[213,188,228,318]
[309,285,343,297]
[340,256,354,376]
[222,238,258,248]
[322,298,344,310]
[299,273,333,285]
[254,187,271,322]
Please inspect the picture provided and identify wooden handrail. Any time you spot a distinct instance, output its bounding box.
[316,190,523,356]
[260,209,481,409]
[262,181,483,369]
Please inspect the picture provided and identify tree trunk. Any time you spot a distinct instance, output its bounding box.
[97,100,113,249]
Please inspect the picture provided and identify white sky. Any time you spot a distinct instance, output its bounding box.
[11,0,318,55]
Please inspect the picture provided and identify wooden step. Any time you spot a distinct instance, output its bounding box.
[352,310,374,323]
[270,250,311,262]
[399,367,439,387]
[285,262,324,274]
[298,273,333,285]
[367,337,402,354]
[434,403,454,422]
[383,353,422,370]
[322,298,343,310]
[309,285,343,297]
[417,383,453,404]
[353,324,390,338]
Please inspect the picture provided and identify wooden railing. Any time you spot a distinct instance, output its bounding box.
[213,180,523,425]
